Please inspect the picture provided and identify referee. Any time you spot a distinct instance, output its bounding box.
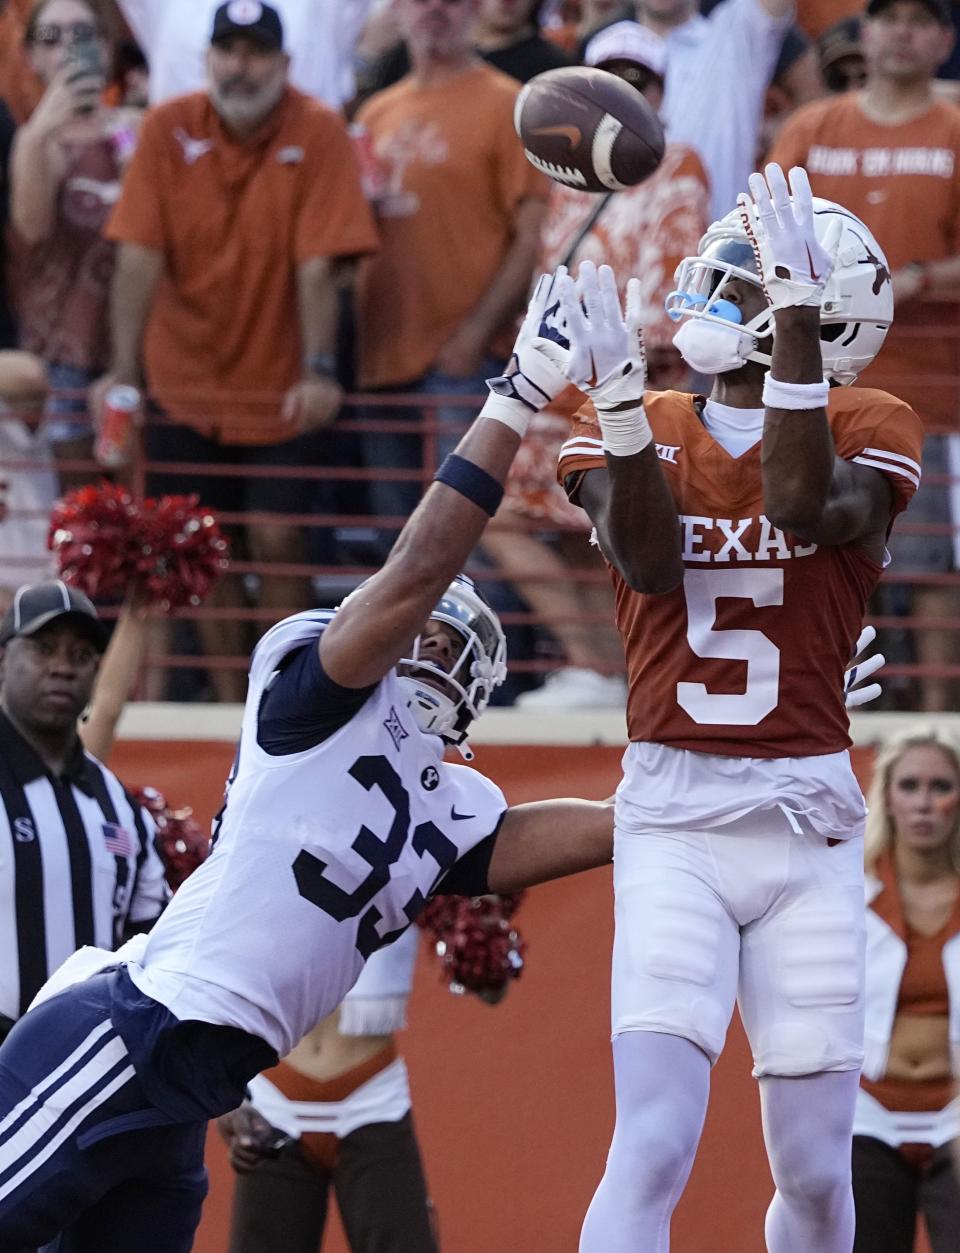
[0,580,168,1044]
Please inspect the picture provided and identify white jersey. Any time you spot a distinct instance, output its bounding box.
[128,611,507,1057]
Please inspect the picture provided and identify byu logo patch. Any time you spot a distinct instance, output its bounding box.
[420,766,440,791]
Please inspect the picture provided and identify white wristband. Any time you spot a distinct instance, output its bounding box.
[477,391,531,438]
[762,374,830,411]
[596,403,653,458]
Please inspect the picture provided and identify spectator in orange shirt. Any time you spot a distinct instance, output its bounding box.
[354,0,548,551]
[93,1,378,701]
[0,0,43,123]
[769,0,960,712]
[11,0,141,491]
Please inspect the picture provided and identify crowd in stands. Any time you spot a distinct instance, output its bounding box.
[0,0,958,711]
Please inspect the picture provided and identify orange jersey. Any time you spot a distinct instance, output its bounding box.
[558,388,923,758]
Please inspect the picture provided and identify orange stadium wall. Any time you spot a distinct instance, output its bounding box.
[108,740,931,1253]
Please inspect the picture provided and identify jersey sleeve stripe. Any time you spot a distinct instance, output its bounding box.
[860,446,922,475]
[559,438,604,459]
[852,455,920,489]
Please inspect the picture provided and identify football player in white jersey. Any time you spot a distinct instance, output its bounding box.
[0,274,614,1253]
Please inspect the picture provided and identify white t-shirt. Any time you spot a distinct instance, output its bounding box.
[0,417,57,594]
[129,610,507,1057]
[660,0,791,220]
[119,0,376,110]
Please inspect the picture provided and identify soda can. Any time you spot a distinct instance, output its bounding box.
[95,384,141,467]
[348,122,387,202]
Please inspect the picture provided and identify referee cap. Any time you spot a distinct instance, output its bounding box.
[0,581,107,651]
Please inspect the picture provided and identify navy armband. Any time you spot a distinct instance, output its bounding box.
[433,454,504,517]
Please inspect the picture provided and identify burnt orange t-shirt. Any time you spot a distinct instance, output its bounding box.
[0,0,43,124]
[558,388,923,758]
[769,94,960,427]
[355,64,550,389]
[107,87,379,445]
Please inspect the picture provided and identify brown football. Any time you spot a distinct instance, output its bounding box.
[514,66,665,194]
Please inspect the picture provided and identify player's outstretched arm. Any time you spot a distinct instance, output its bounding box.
[739,163,891,555]
[558,262,682,594]
[486,798,613,894]
[321,274,570,690]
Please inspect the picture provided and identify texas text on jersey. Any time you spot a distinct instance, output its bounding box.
[558,386,922,758]
[128,610,507,1059]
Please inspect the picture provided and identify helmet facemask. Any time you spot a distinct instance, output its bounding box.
[667,237,776,371]
[397,576,507,759]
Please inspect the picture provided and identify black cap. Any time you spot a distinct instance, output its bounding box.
[0,581,107,651]
[865,0,952,24]
[818,17,863,69]
[211,1,284,51]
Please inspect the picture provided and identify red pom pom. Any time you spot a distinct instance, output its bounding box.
[49,484,230,612]
[133,786,210,892]
[48,482,140,600]
[416,892,527,998]
[133,494,230,612]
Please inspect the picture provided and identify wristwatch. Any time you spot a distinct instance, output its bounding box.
[305,352,338,380]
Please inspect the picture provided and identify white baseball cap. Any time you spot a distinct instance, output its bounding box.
[584,21,667,80]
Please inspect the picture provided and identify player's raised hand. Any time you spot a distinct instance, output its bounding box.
[556,260,647,399]
[553,261,651,457]
[484,268,573,429]
[843,625,885,709]
[737,163,842,312]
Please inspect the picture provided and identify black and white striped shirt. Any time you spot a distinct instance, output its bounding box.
[0,712,168,1023]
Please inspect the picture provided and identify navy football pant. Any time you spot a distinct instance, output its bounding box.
[0,973,207,1253]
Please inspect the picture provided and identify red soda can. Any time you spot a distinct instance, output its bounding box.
[348,122,387,202]
[95,384,141,467]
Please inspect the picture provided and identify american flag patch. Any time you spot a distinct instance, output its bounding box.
[102,822,133,857]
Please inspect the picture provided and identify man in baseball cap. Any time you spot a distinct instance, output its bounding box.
[210,0,285,52]
[0,580,106,651]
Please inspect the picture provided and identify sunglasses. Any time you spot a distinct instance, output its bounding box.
[31,21,99,47]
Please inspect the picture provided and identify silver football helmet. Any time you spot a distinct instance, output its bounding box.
[665,197,894,384]
[397,574,507,755]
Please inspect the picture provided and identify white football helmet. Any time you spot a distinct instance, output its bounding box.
[665,197,894,384]
[397,574,507,755]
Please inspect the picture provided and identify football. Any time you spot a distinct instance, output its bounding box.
[514,66,665,194]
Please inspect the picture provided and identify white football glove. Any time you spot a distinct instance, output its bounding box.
[843,625,885,709]
[557,261,651,457]
[737,164,842,312]
[481,269,572,436]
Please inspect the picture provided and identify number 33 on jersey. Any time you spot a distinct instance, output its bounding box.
[558,387,922,757]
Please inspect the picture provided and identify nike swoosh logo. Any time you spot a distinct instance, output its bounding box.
[530,124,582,149]
[450,806,475,821]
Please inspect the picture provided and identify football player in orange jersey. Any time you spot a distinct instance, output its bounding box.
[543,164,923,1253]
